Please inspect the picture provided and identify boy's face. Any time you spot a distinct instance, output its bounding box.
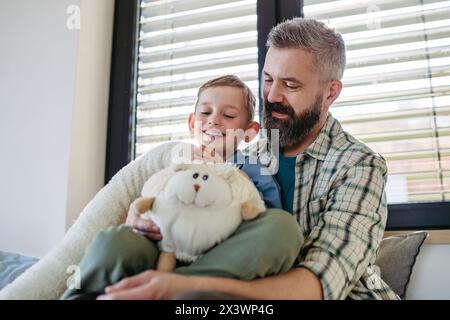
[188,86,258,159]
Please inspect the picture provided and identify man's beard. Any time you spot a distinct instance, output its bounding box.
[263,95,323,148]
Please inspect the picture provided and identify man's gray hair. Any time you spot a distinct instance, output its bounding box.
[267,18,346,81]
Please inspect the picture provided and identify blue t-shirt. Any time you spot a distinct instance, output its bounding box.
[228,151,282,209]
[274,152,296,214]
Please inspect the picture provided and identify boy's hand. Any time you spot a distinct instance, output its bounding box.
[192,144,224,163]
[125,205,162,241]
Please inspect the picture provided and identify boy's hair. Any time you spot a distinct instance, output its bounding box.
[195,75,256,121]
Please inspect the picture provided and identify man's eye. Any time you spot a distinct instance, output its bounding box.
[200,111,211,115]
[264,79,273,83]
[285,82,299,89]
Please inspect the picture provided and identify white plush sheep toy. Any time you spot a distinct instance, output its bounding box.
[129,163,266,272]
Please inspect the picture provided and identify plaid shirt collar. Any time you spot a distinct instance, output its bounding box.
[302,113,335,161]
[246,113,339,168]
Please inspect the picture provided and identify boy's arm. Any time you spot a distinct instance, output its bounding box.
[239,162,283,209]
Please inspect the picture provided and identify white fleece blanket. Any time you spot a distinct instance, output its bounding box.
[0,142,266,299]
[0,142,184,299]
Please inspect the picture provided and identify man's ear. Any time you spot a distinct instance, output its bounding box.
[188,113,195,134]
[323,79,342,113]
[244,121,260,143]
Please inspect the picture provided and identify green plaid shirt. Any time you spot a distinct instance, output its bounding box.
[249,113,399,300]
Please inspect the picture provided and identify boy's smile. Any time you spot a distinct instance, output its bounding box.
[203,128,225,138]
[188,86,259,159]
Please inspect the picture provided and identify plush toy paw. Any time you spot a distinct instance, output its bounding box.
[136,163,266,265]
[131,196,155,214]
[241,201,263,220]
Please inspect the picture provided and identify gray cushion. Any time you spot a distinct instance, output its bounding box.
[375,231,427,299]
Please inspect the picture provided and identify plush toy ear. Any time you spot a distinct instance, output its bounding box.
[172,163,188,172]
[130,196,155,214]
[241,201,263,220]
[216,164,237,180]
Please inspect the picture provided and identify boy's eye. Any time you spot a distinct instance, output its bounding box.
[224,114,236,119]
[200,111,211,115]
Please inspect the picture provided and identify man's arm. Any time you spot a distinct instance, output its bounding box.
[100,266,323,300]
[194,267,323,299]
[101,150,387,301]
[296,154,389,299]
[210,154,388,300]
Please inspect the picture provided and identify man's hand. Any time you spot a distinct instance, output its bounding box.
[97,270,199,300]
[96,267,322,300]
[125,204,162,241]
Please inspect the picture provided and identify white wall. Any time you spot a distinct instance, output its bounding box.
[407,244,450,299]
[0,0,114,258]
[65,0,114,230]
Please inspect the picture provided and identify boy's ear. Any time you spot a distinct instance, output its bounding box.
[244,121,260,143]
[188,113,195,134]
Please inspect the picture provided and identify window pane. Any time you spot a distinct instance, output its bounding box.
[304,0,450,204]
[135,0,259,156]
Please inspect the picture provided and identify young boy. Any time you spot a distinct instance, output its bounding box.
[60,75,284,300]
[188,74,281,209]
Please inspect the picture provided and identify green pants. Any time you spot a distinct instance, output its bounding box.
[61,209,303,299]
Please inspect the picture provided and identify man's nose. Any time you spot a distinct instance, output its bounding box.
[266,82,284,103]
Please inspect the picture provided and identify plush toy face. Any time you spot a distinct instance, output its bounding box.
[136,163,265,263]
[163,169,233,210]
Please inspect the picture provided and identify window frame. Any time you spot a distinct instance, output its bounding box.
[105,0,450,230]
[105,0,139,185]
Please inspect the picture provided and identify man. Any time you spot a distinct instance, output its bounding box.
[80,18,398,300]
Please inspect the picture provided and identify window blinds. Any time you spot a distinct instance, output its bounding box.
[135,0,259,157]
[304,0,450,204]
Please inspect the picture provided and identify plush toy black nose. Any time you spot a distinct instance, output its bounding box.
[193,184,200,192]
